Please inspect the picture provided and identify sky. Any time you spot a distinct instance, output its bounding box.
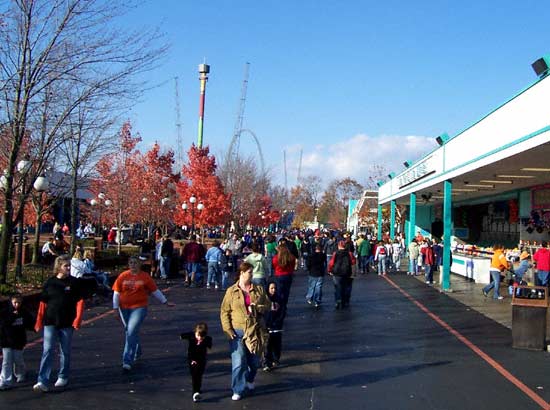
[124,0,550,189]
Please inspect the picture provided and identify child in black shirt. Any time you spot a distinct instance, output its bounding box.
[180,322,212,402]
[0,294,35,390]
[263,281,284,371]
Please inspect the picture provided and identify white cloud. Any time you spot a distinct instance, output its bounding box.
[284,133,437,186]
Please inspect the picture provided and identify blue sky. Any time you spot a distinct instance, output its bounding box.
[126,0,550,188]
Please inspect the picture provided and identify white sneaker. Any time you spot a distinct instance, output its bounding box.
[193,392,201,402]
[246,381,255,390]
[33,382,49,393]
[16,375,26,383]
[54,378,68,388]
[122,364,132,371]
[231,393,241,401]
[497,296,504,300]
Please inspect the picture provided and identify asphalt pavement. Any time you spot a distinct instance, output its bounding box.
[1,268,550,410]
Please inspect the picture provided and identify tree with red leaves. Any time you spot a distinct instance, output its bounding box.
[131,142,178,237]
[175,145,230,234]
[90,122,143,254]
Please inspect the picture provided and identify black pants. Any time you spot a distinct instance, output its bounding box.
[264,332,282,366]
[189,361,205,394]
[342,277,353,307]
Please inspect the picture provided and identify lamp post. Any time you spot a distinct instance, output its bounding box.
[30,174,49,265]
[14,160,45,279]
[182,195,204,236]
[91,193,111,246]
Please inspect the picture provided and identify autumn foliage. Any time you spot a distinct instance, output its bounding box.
[174,145,230,228]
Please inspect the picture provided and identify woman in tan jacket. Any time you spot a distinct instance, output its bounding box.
[220,262,269,401]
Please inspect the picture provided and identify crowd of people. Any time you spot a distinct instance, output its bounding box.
[1,227,451,401]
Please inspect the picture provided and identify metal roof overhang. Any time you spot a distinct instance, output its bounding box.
[379,127,550,207]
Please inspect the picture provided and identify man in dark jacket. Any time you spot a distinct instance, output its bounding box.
[305,244,326,307]
[159,235,174,280]
[328,241,356,309]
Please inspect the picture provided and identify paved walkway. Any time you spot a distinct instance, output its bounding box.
[1,270,550,409]
[413,270,514,329]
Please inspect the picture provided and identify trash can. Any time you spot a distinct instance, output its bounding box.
[512,285,549,350]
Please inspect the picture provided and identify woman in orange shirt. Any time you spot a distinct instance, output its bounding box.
[482,244,510,300]
[112,256,174,371]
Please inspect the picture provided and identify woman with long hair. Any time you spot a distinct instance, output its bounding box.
[33,255,95,392]
[272,241,297,314]
[220,262,269,401]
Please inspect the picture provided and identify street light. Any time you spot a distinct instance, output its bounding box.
[91,193,111,239]
[182,195,204,236]
[15,160,46,279]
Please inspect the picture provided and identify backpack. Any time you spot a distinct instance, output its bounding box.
[332,251,352,276]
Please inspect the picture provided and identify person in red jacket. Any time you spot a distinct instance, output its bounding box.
[328,241,356,309]
[181,235,206,287]
[421,239,436,285]
[533,241,550,286]
[272,242,296,318]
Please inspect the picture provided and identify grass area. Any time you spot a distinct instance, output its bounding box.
[0,245,141,298]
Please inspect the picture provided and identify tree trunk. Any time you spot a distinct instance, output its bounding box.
[0,203,14,284]
[70,166,79,256]
[31,198,44,264]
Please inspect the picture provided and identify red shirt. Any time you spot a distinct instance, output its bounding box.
[272,254,295,277]
[182,241,205,263]
[533,248,550,271]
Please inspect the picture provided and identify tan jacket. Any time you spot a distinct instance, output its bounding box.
[220,283,269,353]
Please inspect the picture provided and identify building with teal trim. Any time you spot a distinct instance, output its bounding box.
[377,57,550,291]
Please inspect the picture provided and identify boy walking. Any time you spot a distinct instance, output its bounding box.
[180,322,212,402]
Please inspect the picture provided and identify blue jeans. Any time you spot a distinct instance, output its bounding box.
[483,270,502,299]
[359,255,369,273]
[159,256,171,279]
[377,255,387,274]
[266,253,276,277]
[222,271,233,290]
[119,307,147,366]
[393,254,401,271]
[536,270,550,286]
[275,275,293,309]
[424,264,433,283]
[409,258,418,275]
[230,329,259,395]
[305,276,324,304]
[332,275,345,304]
[207,262,221,287]
[1,348,25,384]
[37,326,73,384]
[186,262,202,283]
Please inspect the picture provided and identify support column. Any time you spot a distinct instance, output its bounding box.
[377,204,382,241]
[407,193,416,247]
[390,200,396,240]
[442,180,452,291]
